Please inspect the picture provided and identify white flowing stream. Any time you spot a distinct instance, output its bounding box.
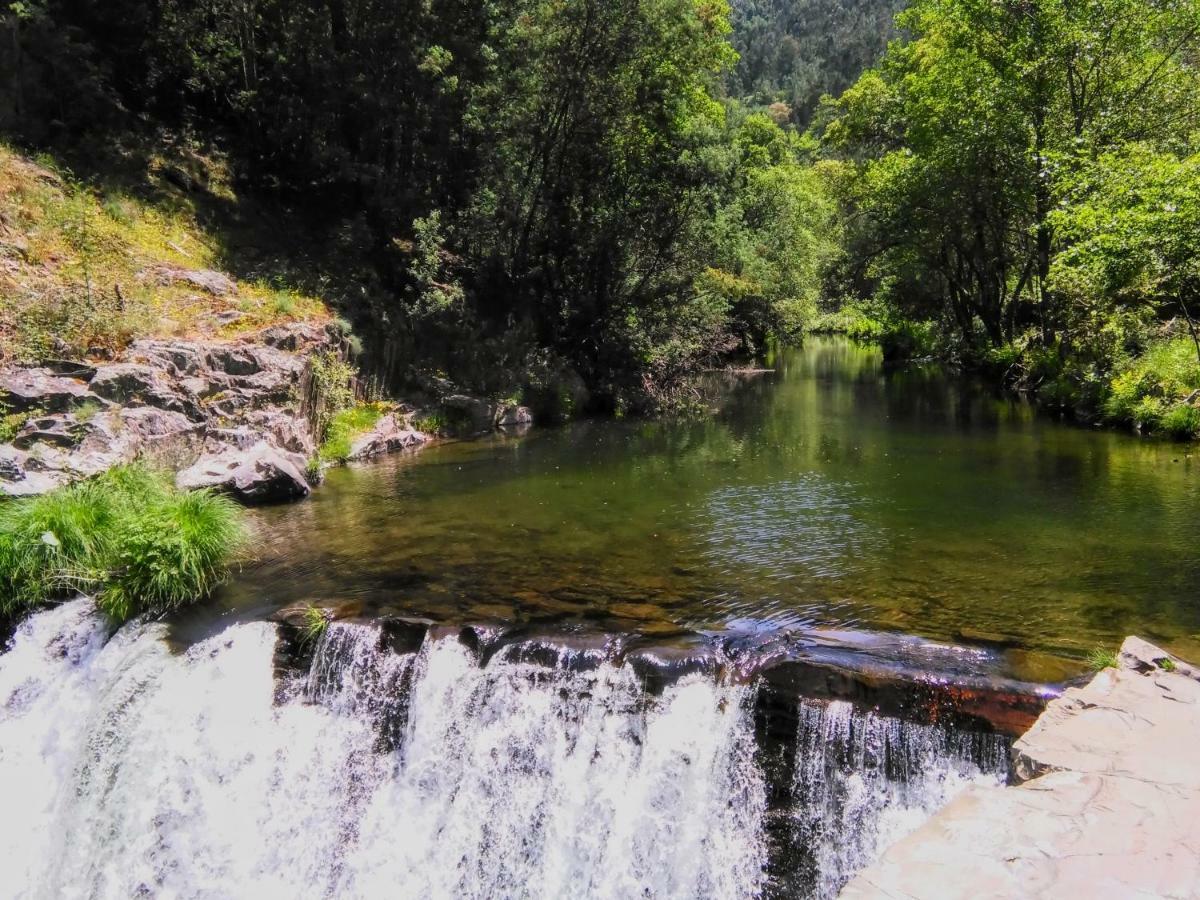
[0,600,1006,899]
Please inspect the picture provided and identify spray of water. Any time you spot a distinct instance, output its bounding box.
[0,610,1006,899]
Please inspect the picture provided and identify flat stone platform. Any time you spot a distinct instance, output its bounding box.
[841,637,1200,899]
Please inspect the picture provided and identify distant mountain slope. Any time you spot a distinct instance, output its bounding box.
[729,0,906,125]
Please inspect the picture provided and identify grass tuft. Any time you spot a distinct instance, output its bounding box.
[318,403,386,463]
[0,466,246,623]
[300,604,330,647]
[1086,647,1120,671]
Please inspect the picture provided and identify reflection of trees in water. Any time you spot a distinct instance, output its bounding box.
[208,337,1200,663]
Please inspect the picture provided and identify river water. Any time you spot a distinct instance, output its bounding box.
[226,336,1200,679]
[2,335,1195,898]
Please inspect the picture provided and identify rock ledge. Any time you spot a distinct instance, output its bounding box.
[840,637,1200,899]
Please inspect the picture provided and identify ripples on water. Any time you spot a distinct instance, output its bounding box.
[216,336,1200,677]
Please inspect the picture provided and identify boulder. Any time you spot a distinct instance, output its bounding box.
[0,369,91,413]
[12,414,85,450]
[495,404,533,429]
[442,394,498,434]
[148,265,237,297]
[177,442,311,504]
[89,363,202,420]
[346,414,427,461]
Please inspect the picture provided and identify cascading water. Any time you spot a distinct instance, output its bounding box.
[1,606,1009,899]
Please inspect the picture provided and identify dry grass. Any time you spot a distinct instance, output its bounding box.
[0,143,328,364]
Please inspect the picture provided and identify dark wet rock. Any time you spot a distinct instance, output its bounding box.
[624,643,725,693]
[442,394,498,434]
[176,441,311,503]
[0,369,91,413]
[347,413,427,461]
[492,631,621,672]
[379,618,432,656]
[453,623,509,661]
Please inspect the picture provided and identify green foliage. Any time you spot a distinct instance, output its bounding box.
[1160,657,1178,673]
[1103,338,1200,435]
[308,352,357,441]
[99,488,245,622]
[300,604,330,647]
[1087,647,1120,671]
[411,413,447,436]
[728,0,905,126]
[815,0,1200,437]
[0,467,245,622]
[319,403,387,463]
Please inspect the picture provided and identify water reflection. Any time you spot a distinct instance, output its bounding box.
[208,337,1200,679]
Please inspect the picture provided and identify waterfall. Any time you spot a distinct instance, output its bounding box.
[781,699,1008,898]
[0,608,1009,899]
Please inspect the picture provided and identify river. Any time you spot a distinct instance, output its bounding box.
[226,335,1200,679]
[2,335,1196,899]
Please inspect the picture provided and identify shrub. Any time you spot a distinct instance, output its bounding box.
[1102,337,1200,432]
[1159,403,1200,440]
[0,466,246,623]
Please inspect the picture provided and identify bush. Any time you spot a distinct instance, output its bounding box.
[1102,337,1200,434]
[0,467,246,623]
[1160,403,1200,440]
[879,320,936,361]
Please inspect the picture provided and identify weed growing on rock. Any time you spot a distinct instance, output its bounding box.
[300,604,330,647]
[1087,647,1120,671]
[318,403,386,463]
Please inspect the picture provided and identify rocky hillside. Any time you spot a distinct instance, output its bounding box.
[0,144,537,503]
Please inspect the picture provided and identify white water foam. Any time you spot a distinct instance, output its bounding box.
[788,698,1008,898]
[0,616,767,899]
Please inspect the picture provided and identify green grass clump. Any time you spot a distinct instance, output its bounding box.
[1087,647,1120,671]
[300,604,330,647]
[0,466,246,623]
[318,403,387,462]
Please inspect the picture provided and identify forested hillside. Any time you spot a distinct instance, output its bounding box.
[728,0,905,125]
[0,0,834,412]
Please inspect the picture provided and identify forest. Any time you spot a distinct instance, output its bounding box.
[2,0,1199,432]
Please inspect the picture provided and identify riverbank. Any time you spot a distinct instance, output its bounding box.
[842,637,1200,898]
[811,305,1200,442]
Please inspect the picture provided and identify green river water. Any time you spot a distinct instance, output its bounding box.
[221,336,1200,682]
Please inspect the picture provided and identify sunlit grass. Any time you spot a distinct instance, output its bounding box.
[0,466,247,623]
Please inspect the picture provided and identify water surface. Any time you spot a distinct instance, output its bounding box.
[222,337,1200,679]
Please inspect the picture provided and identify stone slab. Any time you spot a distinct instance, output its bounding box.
[840,638,1200,899]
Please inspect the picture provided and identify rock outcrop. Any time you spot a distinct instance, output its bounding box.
[345,413,426,462]
[840,637,1200,899]
[0,322,334,502]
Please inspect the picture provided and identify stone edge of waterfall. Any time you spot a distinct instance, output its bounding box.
[839,635,1200,899]
[268,610,1058,738]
